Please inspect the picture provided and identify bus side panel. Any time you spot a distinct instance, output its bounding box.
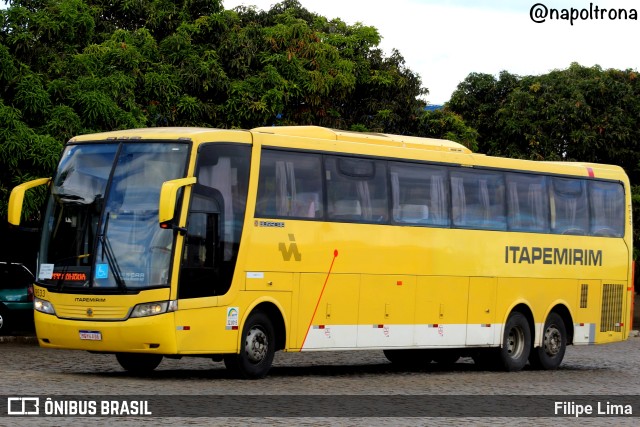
[174,302,238,354]
[466,277,497,346]
[414,276,469,347]
[356,275,416,348]
[573,279,600,345]
[295,273,359,350]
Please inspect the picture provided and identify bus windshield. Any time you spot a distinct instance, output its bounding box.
[38,142,189,290]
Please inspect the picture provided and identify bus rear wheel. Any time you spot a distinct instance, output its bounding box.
[224,311,275,379]
[529,313,567,370]
[116,353,163,373]
[499,312,531,372]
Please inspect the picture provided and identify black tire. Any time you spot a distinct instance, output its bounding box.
[0,307,11,336]
[383,349,431,368]
[529,312,567,370]
[224,311,275,379]
[116,353,163,373]
[499,312,532,372]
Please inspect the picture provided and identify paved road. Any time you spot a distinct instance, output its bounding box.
[1,336,639,425]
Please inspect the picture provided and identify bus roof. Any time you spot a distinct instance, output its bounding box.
[67,126,627,182]
[251,126,472,154]
[69,127,252,144]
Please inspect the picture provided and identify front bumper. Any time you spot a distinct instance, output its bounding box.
[34,311,178,354]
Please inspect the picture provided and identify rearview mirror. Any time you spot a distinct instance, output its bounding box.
[8,178,51,226]
[158,177,197,226]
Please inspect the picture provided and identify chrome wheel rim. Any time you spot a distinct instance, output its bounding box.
[506,326,525,359]
[245,326,268,364]
[542,325,562,357]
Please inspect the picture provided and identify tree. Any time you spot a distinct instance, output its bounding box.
[0,0,433,222]
[448,64,640,181]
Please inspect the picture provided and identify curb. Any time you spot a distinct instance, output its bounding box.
[0,335,38,344]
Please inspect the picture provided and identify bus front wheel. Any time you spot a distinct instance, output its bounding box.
[499,312,531,372]
[116,353,163,373]
[224,311,275,379]
[529,312,567,370]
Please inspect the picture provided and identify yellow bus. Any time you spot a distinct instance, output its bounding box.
[8,126,633,378]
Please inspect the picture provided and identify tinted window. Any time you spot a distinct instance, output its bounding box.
[326,156,388,223]
[550,177,589,235]
[451,169,506,230]
[506,173,549,232]
[0,264,33,290]
[256,150,323,219]
[390,162,449,226]
[589,181,624,237]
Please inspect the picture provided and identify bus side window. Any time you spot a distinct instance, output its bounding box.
[389,162,450,226]
[326,156,388,223]
[451,169,506,230]
[550,177,589,235]
[506,173,549,232]
[589,181,624,237]
[256,150,323,219]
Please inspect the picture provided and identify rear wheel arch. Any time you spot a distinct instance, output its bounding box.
[507,303,535,341]
[499,304,534,372]
[547,304,574,345]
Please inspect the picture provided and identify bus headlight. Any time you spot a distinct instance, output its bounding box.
[34,298,56,315]
[130,300,177,318]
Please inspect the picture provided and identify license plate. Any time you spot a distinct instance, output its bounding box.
[79,330,102,341]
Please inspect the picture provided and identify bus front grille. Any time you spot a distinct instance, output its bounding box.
[55,304,130,320]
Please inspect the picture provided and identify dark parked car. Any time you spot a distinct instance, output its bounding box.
[0,262,34,335]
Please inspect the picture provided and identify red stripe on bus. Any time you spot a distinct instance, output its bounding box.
[586,167,595,177]
[301,249,339,349]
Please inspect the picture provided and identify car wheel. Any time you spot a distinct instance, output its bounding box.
[0,307,11,336]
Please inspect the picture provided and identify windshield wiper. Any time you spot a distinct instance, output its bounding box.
[98,213,126,289]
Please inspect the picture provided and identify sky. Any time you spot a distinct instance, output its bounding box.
[223,0,639,104]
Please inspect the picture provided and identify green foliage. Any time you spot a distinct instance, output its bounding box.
[416,109,478,152]
[1,0,432,221]
[448,64,640,181]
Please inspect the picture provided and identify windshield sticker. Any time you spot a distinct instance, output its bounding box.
[39,264,54,280]
[123,272,145,282]
[95,264,109,279]
[226,307,239,330]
